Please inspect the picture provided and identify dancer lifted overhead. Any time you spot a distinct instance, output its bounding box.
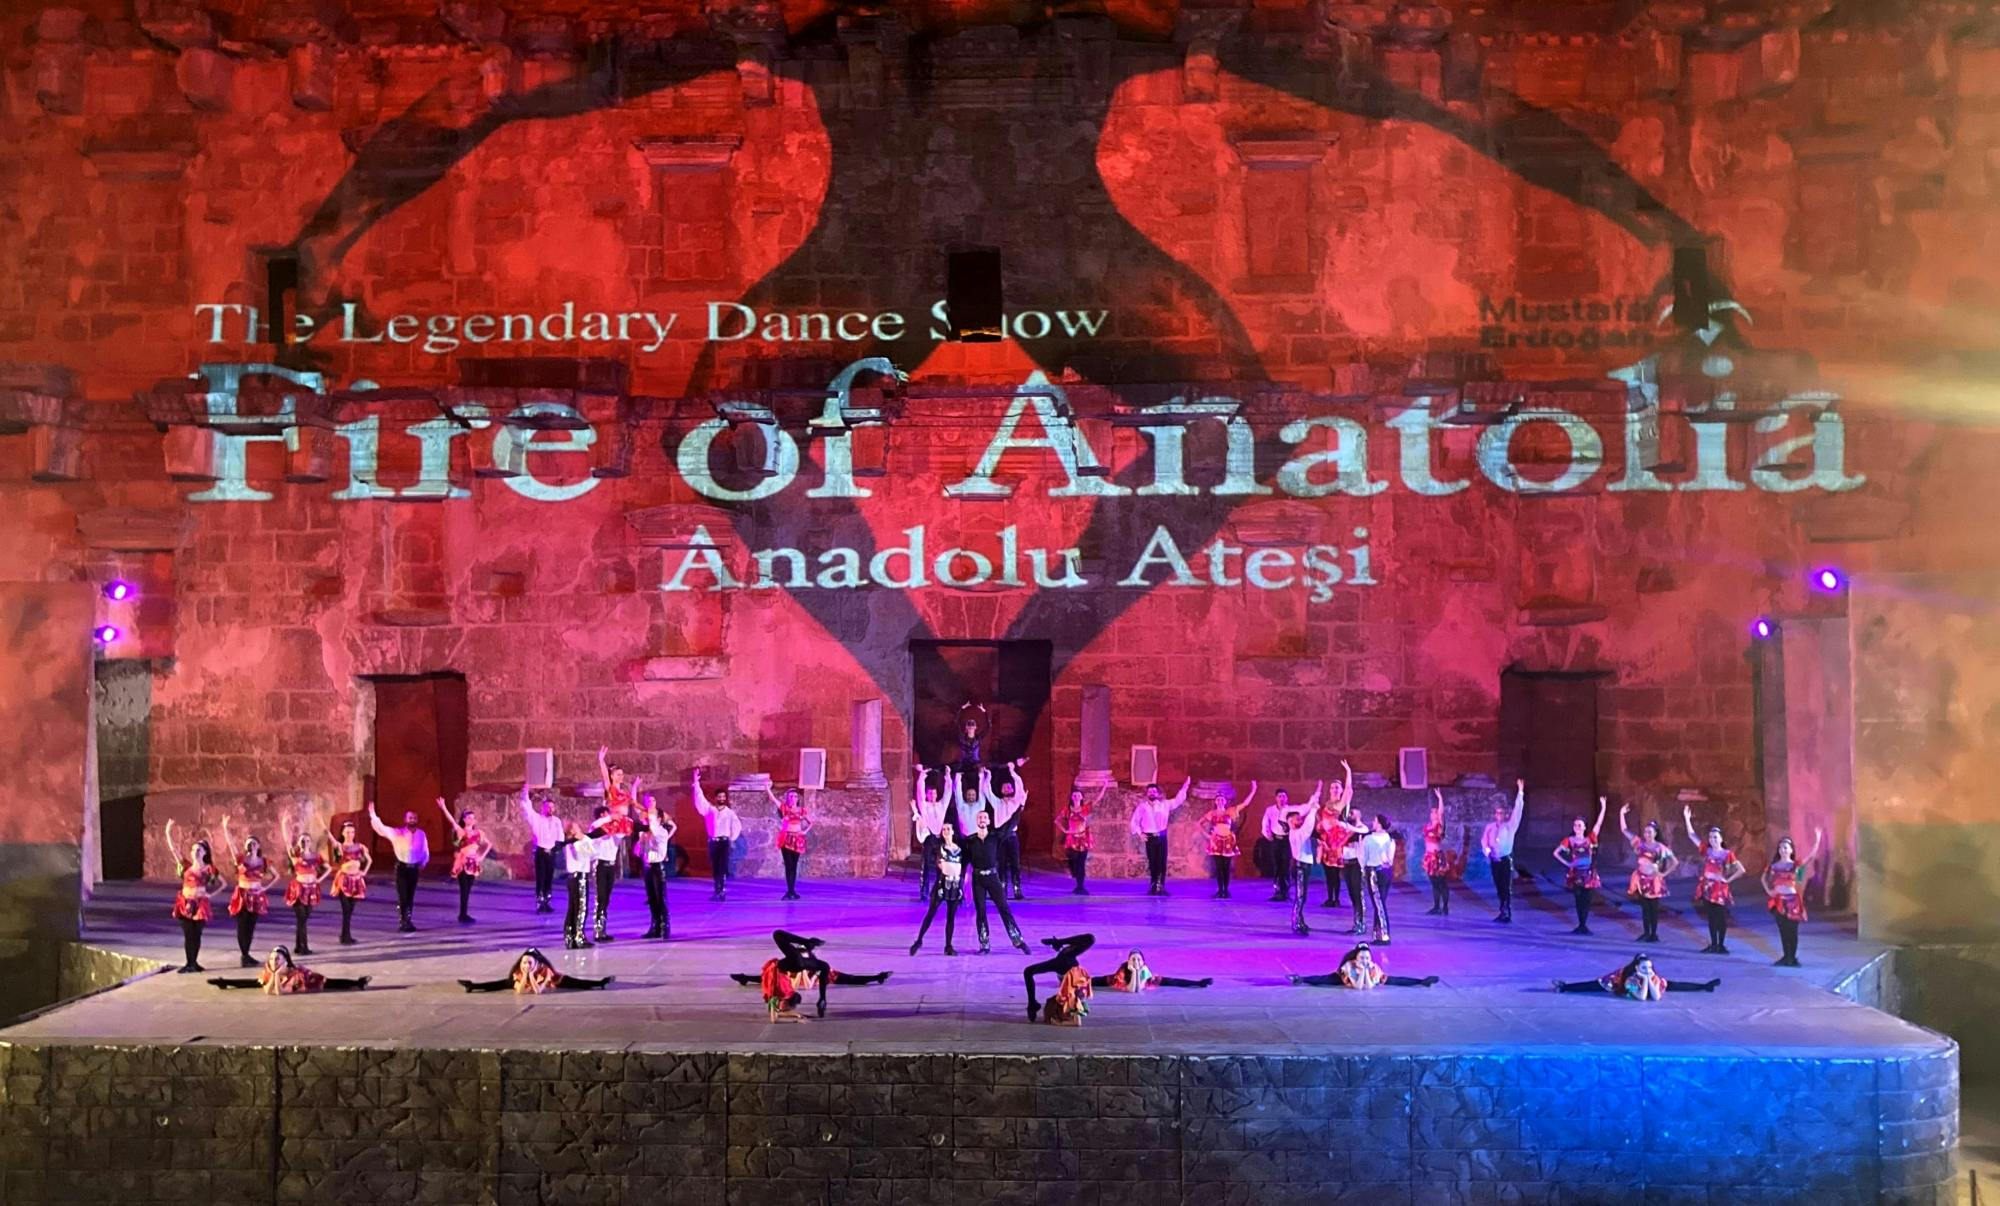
[1762,828,1825,967]
[1023,933,1095,1025]
[1552,796,1609,936]
[1092,949,1212,992]
[1128,776,1193,896]
[278,815,330,956]
[439,796,493,925]
[1481,779,1527,923]
[1199,780,1256,899]
[218,818,277,969]
[595,744,640,861]
[692,768,743,901]
[1554,953,1719,998]
[1315,760,1358,910]
[1683,804,1746,954]
[961,805,1032,954]
[164,818,226,974]
[517,786,565,913]
[461,948,614,993]
[210,946,370,994]
[585,804,621,942]
[1056,783,1105,895]
[1618,805,1680,943]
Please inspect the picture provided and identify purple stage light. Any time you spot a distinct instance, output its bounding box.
[1811,567,1846,592]
[1750,617,1774,640]
[93,624,121,643]
[103,579,134,602]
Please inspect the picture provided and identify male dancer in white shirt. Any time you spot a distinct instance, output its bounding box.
[516,787,565,914]
[982,759,1030,900]
[585,805,621,942]
[911,764,953,902]
[1127,777,1191,896]
[367,801,430,934]
[1359,815,1397,943]
[557,822,597,949]
[1262,792,1298,902]
[1480,779,1527,923]
[635,794,678,940]
[692,768,743,901]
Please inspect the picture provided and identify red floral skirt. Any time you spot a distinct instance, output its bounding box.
[1767,894,1806,922]
[1628,871,1668,899]
[1695,878,1734,907]
[332,870,367,899]
[172,893,211,923]
[284,879,321,908]
[228,887,269,916]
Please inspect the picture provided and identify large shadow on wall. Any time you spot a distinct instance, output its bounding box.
[284,8,1708,702]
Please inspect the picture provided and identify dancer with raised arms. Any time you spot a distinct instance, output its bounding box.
[367,799,430,934]
[164,818,226,974]
[982,758,1030,900]
[635,793,678,941]
[1199,780,1256,899]
[769,782,814,900]
[279,815,330,956]
[691,768,743,901]
[1619,805,1679,944]
[1420,791,1467,917]
[218,817,277,969]
[1762,828,1825,967]
[1128,776,1193,896]
[328,817,371,945]
[1552,796,1609,936]
[1272,782,1324,936]
[1683,804,1747,954]
[1056,783,1103,895]
[1315,761,1357,911]
[911,763,951,902]
[1481,779,1527,923]
[517,787,565,915]
[439,796,492,925]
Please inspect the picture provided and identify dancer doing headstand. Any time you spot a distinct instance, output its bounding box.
[692,768,742,901]
[1290,942,1438,989]
[1618,805,1679,943]
[910,824,966,956]
[1199,780,1255,899]
[1056,784,1104,895]
[461,948,614,993]
[218,818,277,968]
[1023,933,1095,1025]
[1554,953,1719,998]
[209,946,370,993]
[278,816,330,956]
[1552,796,1609,936]
[1762,828,1824,967]
[746,930,883,1019]
[1683,805,1746,954]
[439,796,492,925]
[1092,949,1212,991]
[1481,779,1526,923]
[329,818,371,945]
[164,819,225,973]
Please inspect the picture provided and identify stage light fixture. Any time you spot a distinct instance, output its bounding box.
[1810,567,1846,593]
[94,624,121,643]
[103,579,134,602]
[1750,617,1774,640]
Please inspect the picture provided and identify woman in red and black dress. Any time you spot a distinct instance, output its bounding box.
[1056,785,1104,895]
[328,819,372,945]
[1199,781,1255,899]
[595,743,640,875]
[770,786,813,900]
[1762,828,1824,967]
[218,818,278,969]
[164,819,226,974]
[1617,805,1679,944]
[439,796,493,925]
[1420,790,1467,916]
[1552,797,1609,936]
[278,816,330,955]
[1091,949,1213,992]
[210,946,370,993]
[1314,761,1356,909]
[460,948,615,994]
[1683,805,1746,954]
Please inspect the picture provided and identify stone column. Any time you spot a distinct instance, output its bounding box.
[850,698,888,789]
[1075,684,1116,788]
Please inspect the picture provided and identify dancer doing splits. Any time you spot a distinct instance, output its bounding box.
[518,786,565,913]
[1762,828,1825,967]
[1128,776,1192,896]
[1199,780,1256,899]
[1359,814,1397,943]
[961,807,1031,954]
[1618,805,1679,943]
[278,816,330,956]
[911,763,952,902]
[635,794,678,940]
[910,825,966,955]
[1554,953,1719,998]
[982,759,1030,900]
[770,783,814,900]
[440,796,492,925]
[1092,949,1212,992]
[1315,761,1357,909]
[1683,805,1746,954]
[218,818,277,968]
[1481,779,1527,923]
[585,805,621,941]
[164,819,225,974]
[210,946,370,993]
[1552,796,1609,936]
[1023,933,1095,1024]
[1290,942,1439,989]
[329,819,371,945]
[692,768,742,901]
[1421,791,1468,916]
[1056,784,1104,895]
[367,800,430,933]
[462,948,614,994]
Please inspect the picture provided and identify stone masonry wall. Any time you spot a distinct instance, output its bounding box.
[0,1041,1959,1205]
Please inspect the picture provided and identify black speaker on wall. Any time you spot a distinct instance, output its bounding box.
[946,247,1003,342]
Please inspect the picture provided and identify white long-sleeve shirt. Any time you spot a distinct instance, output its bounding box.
[1361,830,1395,870]
[518,798,564,852]
[561,838,595,875]
[693,784,743,841]
[1261,805,1293,841]
[635,813,676,864]
[1129,783,1189,838]
[1285,813,1318,863]
[913,792,949,840]
[1481,786,1526,860]
[370,814,429,867]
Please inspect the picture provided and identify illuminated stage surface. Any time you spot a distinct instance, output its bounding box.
[2,873,1959,1205]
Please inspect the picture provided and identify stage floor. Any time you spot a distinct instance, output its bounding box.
[6,869,1944,1061]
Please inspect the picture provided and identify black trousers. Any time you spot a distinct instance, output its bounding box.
[564,872,590,944]
[1703,900,1732,947]
[1363,867,1391,938]
[1269,840,1292,899]
[338,896,356,941]
[292,902,312,953]
[533,847,555,904]
[1066,850,1088,891]
[458,874,476,920]
[773,930,832,1015]
[1572,887,1594,927]
[1489,856,1514,916]
[1291,864,1312,934]
[971,869,1023,949]
[394,862,420,926]
[235,909,259,961]
[1639,896,1661,938]
[1776,913,1799,960]
[593,863,616,935]
[1211,855,1233,895]
[1343,861,1366,929]
[1023,933,1094,1016]
[918,835,942,900]
[1430,876,1450,913]
[643,862,669,936]
[1324,861,1343,906]
[997,823,1023,894]
[1558,979,1717,994]
[913,879,961,950]
[782,848,801,894]
[1298,972,1432,988]
[709,839,731,894]
[1144,834,1168,889]
[179,916,203,968]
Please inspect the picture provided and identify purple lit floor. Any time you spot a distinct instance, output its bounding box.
[5,870,1944,1061]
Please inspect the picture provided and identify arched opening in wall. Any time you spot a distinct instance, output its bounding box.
[911,640,1053,865]
[1498,667,1606,880]
[360,672,468,876]
[94,659,152,881]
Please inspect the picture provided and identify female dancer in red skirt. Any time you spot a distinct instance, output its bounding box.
[210,946,370,993]
[1289,942,1439,989]
[1554,953,1719,998]
[1314,761,1356,909]
[218,818,278,968]
[1200,781,1255,899]
[460,948,615,994]
[1617,805,1679,944]
[1762,828,1825,967]
[1552,797,1609,936]
[1683,804,1746,954]
[164,819,226,973]
[1420,790,1467,916]
[439,796,493,925]
[328,818,372,945]
[1092,949,1212,992]
[1023,933,1096,1023]
[279,816,331,955]
[1055,784,1105,895]
[770,785,814,900]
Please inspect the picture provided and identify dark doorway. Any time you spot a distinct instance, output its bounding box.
[94,659,151,880]
[1497,668,1603,876]
[911,640,1054,864]
[366,673,469,876]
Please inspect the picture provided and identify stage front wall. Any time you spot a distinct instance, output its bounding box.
[0,1,1996,883]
